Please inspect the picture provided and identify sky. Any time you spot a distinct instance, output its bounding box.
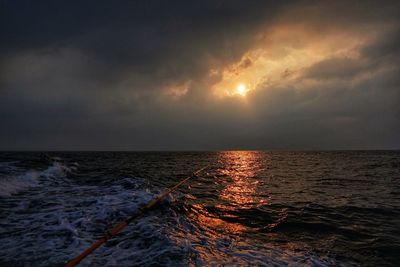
[0,0,399,150]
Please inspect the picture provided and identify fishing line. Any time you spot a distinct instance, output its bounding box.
[65,165,209,267]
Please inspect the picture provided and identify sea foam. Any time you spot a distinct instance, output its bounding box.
[0,161,74,197]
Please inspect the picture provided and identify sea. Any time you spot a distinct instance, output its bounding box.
[0,151,399,266]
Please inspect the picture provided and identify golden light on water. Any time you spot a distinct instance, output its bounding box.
[189,203,247,234]
[183,151,268,238]
[218,151,268,208]
[176,151,292,264]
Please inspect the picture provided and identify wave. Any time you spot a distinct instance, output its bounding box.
[0,170,39,197]
[0,174,160,266]
[0,161,76,197]
[0,170,340,266]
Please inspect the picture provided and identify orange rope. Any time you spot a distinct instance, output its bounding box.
[65,165,208,267]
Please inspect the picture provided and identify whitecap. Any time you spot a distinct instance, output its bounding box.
[0,170,39,197]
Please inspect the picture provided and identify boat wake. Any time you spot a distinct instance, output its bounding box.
[1,158,343,266]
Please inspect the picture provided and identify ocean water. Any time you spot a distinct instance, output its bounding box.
[0,151,399,266]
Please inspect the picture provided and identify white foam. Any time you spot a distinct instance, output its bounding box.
[0,175,157,266]
[40,161,74,179]
[0,165,337,266]
[0,170,39,197]
[0,161,74,197]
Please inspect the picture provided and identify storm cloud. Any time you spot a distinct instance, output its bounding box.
[0,0,399,150]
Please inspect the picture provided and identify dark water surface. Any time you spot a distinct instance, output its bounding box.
[0,151,399,266]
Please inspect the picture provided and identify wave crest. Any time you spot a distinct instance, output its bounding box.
[0,170,39,197]
[0,161,75,197]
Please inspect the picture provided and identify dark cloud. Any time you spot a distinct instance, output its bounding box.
[0,0,399,150]
[1,0,283,82]
[302,57,367,80]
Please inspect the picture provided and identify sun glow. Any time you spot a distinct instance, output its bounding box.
[212,25,365,99]
[236,83,247,96]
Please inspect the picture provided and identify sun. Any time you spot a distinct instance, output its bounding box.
[236,83,247,96]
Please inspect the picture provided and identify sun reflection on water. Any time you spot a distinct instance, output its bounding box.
[182,151,271,239]
[173,151,295,264]
[183,151,272,239]
[218,151,269,209]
